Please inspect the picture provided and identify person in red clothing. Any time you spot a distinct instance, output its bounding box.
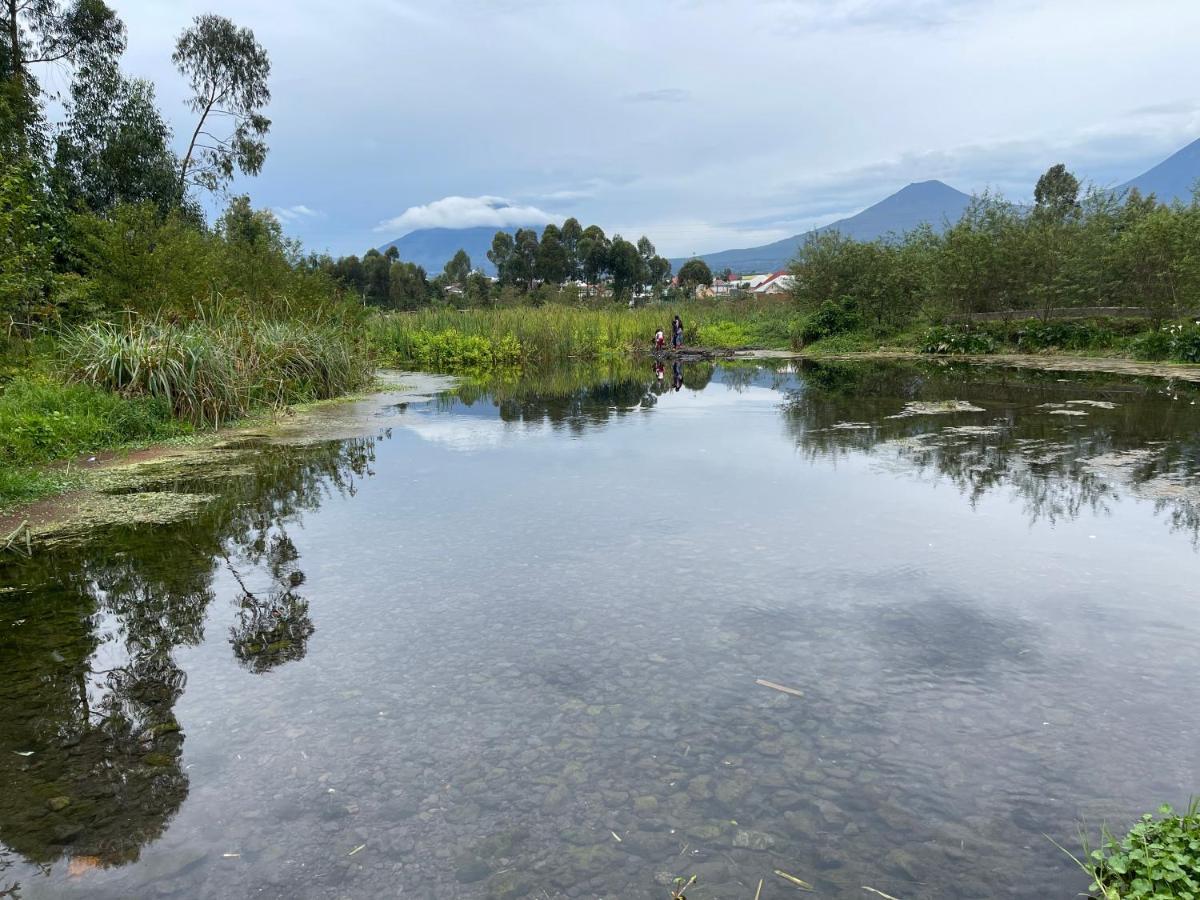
[654,328,665,350]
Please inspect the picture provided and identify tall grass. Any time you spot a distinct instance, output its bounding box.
[366,297,800,371]
[61,315,372,426]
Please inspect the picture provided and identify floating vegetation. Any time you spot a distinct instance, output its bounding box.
[886,400,985,418]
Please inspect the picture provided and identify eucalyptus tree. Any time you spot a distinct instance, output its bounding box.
[560,217,583,279]
[677,257,713,293]
[607,235,644,300]
[444,248,471,283]
[536,223,570,284]
[0,0,123,154]
[578,225,610,288]
[173,14,271,198]
[488,231,515,283]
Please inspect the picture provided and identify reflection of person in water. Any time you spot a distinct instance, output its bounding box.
[672,315,684,349]
[654,361,665,382]
[672,361,684,391]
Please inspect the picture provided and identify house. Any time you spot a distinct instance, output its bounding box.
[752,271,794,294]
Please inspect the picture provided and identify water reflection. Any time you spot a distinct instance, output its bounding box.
[783,360,1200,542]
[0,438,374,883]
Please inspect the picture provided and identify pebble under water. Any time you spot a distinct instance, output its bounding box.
[1,359,1198,899]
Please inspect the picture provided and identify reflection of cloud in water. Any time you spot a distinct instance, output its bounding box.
[396,413,551,451]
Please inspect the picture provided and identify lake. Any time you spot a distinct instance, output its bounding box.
[2,359,1198,899]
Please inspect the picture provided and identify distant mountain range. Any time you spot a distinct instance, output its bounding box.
[1118,136,1200,201]
[379,137,1200,277]
[668,180,972,274]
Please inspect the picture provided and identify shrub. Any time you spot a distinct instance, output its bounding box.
[1082,801,1200,900]
[1014,320,1115,352]
[920,324,999,354]
[1129,322,1200,363]
[799,298,861,344]
[1129,329,1174,361]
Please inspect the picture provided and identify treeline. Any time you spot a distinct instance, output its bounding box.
[1,2,341,328]
[790,164,1200,330]
[323,221,679,310]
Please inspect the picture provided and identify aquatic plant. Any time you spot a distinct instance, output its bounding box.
[1075,801,1200,900]
[60,315,372,426]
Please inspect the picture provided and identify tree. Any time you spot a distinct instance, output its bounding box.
[636,235,670,296]
[173,14,271,198]
[487,231,514,283]
[1,0,124,154]
[578,225,610,287]
[677,258,712,293]
[383,245,399,262]
[52,64,178,215]
[361,249,390,305]
[608,235,644,300]
[388,260,428,310]
[1034,163,1080,220]
[536,223,570,285]
[444,248,471,284]
[510,227,539,291]
[560,217,583,280]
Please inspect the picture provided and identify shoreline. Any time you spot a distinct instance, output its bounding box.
[6,350,1200,544]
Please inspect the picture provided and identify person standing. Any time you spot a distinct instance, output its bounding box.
[672,315,684,349]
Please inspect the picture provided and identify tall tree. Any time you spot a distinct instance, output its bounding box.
[536,223,570,284]
[607,235,644,300]
[511,227,539,291]
[487,231,515,283]
[1,0,123,154]
[52,62,178,215]
[560,217,583,280]
[1034,163,1080,220]
[578,225,610,288]
[388,260,428,310]
[173,14,271,198]
[361,248,390,306]
[444,248,471,283]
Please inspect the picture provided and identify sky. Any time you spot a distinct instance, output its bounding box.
[93,0,1200,257]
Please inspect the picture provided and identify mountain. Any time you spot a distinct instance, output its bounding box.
[1118,137,1200,203]
[380,225,518,276]
[670,180,972,274]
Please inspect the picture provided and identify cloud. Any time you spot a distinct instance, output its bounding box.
[375,196,558,235]
[272,204,321,225]
[622,88,690,103]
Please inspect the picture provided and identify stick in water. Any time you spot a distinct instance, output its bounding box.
[756,679,805,698]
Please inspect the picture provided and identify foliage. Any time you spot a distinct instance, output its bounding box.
[920,324,999,355]
[1013,320,1117,352]
[0,372,181,466]
[677,258,713,293]
[1081,801,1200,900]
[60,315,371,426]
[798,298,861,344]
[697,320,752,348]
[0,154,56,325]
[173,14,271,196]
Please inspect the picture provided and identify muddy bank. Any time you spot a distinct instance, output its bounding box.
[0,372,456,549]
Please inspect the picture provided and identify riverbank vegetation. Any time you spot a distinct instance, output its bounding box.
[1069,801,1200,900]
[790,165,1200,362]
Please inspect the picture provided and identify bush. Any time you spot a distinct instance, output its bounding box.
[1129,322,1200,363]
[920,324,999,354]
[1083,801,1200,900]
[1014,320,1115,352]
[1129,329,1174,361]
[799,299,861,344]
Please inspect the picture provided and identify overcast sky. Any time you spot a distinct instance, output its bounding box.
[98,0,1200,257]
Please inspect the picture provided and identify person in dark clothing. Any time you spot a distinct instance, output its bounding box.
[671,315,684,349]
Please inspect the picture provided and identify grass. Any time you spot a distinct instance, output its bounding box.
[61,315,372,426]
[366,297,801,371]
[0,314,373,511]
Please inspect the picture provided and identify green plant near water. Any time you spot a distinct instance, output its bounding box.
[1070,800,1200,900]
[60,315,371,426]
[920,324,999,355]
[696,321,753,348]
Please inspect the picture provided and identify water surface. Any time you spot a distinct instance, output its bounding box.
[2,360,1198,899]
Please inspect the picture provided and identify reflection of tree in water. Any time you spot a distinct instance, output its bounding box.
[227,533,314,673]
[784,360,1200,541]
[0,437,374,877]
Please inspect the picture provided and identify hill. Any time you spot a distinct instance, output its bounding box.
[1118,137,1200,203]
[380,226,516,276]
[670,180,972,274]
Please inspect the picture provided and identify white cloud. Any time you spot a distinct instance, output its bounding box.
[375,196,559,236]
[272,204,321,225]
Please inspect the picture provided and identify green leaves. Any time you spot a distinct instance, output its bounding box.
[1086,800,1200,900]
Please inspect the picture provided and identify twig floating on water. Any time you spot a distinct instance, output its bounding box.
[754,877,763,900]
[863,888,905,900]
[756,679,805,698]
[774,869,814,891]
[348,844,365,856]
[610,830,622,842]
